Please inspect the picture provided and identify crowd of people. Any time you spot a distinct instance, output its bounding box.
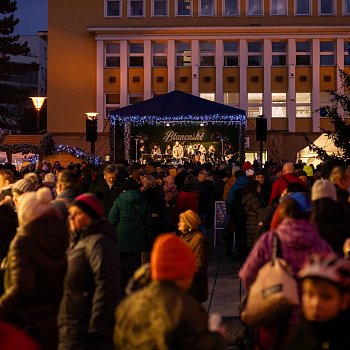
[0,156,349,349]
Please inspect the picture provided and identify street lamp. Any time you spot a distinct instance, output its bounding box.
[30,96,46,134]
[85,112,98,154]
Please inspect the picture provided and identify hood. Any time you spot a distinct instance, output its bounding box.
[119,189,144,205]
[277,217,320,250]
[235,176,250,188]
[21,208,68,260]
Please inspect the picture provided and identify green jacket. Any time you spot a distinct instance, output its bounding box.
[115,281,226,350]
[108,189,152,252]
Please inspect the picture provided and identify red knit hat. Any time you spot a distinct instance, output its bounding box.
[242,161,253,172]
[71,193,104,219]
[151,233,196,281]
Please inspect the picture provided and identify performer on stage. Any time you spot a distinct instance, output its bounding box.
[151,144,162,161]
[164,144,172,156]
[199,144,206,164]
[172,141,184,165]
[186,144,195,158]
[208,144,217,164]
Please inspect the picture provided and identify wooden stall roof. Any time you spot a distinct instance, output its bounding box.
[1,135,43,146]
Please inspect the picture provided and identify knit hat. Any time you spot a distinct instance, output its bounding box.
[242,161,253,172]
[179,209,201,231]
[12,179,35,195]
[151,233,196,281]
[311,179,337,202]
[282,192,312,213]
[71,193,104,220]
[17,187,53,227]
[43,173,56,186]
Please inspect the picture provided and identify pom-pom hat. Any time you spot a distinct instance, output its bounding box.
[17,187,53,227]
[12,179,35,195]
[151,233,196,281]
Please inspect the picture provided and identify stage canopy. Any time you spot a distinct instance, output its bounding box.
[109,90,246,162]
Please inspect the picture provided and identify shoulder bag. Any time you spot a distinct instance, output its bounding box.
[240,233,299,327]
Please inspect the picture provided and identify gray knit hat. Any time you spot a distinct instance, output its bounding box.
[311,179,337,202]
[12,179,35,195]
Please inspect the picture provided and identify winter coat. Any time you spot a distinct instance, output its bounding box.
[0,204,18,263]
[285,313,350,350]
[239,218,332,350]
[226,176,250,213]
[180,230,209,303]
[114,281,226,350]
[199,179,216,216]
[58,218,120,350]
[0,209,68,350]
[242,192,265,250]
[269,173,305,204]
[109,189,152,252]
[164,182,178,207]
[51,187,81,221]
[222,176,235,202]
[311,198,350,255]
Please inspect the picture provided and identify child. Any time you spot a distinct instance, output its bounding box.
[285,253,350,350]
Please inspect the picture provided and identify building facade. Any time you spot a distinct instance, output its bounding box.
[48,0,350,161]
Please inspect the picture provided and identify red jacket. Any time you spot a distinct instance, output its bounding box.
[175,186,200,219]
[269,173,305,204]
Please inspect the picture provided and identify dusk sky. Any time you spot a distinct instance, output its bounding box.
[14,0,48,35]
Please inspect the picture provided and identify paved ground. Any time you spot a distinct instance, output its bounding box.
[203,229,248,349]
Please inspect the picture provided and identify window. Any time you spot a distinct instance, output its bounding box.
[153,42,167,67]
[224,41,239,66]
[345,41,350,66]
[176,41,191,66]
[129,95,144,104]
[272,93,287,117]
[295,0,310,15]
[319,0,334,14]
[177,0,191,15]
[129,0,144,16]
[319,92,333,116]
[296,41,311,66]
[200,93,215,101]
[320,41,335,66]
[129,43,144,67]
[296,93,311,118]
[345,0,350,14]
[248,93,263,118]
[106,94,120,119]
[223,0,239,16]
[105,0,121,17]
[271,0,287,15]
[153,0,168,16]
[224,92,239,106]
[248,41,263,66]
[200,0,215,16]
[272,41,287,66]
[247,0,263,15]
[105,43,120,68]
[200,42,215,67]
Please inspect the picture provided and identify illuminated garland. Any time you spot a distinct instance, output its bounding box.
[109,113,246,126]
[55,144,102,166]
[124,122,131,162]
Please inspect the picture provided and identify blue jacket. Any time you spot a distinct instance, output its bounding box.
[226,176,250,212]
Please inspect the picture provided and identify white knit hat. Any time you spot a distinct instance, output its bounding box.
[311,179,337,202]
[17,187,53,227]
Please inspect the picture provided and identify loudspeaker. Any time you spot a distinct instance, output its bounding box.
[86,119,97,142]
[256,116,267,141]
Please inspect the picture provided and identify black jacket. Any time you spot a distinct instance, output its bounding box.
[58,218,120,350]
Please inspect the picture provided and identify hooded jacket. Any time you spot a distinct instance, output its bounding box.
[58,218,120,350]
[0,209,68,350]
[109,189,152,252]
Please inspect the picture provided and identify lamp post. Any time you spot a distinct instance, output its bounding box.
[85,112,98,154]
[30,97,46,134]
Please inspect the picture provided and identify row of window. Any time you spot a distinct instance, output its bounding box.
[106,91,346,119]
[105,0,350,18]
[105,40,350,68]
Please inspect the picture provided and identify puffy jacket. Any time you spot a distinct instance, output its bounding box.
[58,218,120,350]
